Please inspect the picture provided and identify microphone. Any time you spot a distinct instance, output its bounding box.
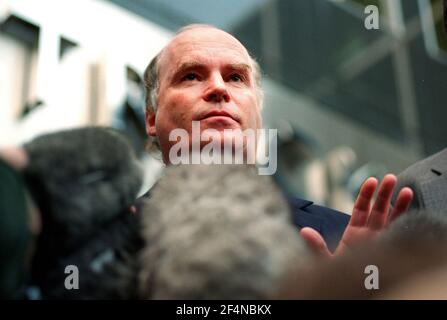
[23,127,144,299]
[138,164,309,299]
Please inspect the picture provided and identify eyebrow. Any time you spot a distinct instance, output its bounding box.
[224,63,252,72]
[171,61,252,80]
[173,62,205,76]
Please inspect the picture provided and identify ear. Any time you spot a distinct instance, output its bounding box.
[145,107,157,137]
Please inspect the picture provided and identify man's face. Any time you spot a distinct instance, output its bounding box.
[145,27,262,162]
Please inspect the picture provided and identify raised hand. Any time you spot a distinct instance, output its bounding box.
[300,174,413,258]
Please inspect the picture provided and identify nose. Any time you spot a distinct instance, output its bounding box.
[203,73,230,103]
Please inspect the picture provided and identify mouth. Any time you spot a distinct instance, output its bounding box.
[199,110,239,123]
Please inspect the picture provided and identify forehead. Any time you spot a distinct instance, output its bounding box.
[158,28,252,77]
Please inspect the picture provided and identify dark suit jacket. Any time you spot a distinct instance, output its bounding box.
[287,197,349,252]
[394,148,447,212]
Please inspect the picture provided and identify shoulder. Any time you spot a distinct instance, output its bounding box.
[287,197,350,224]
[395,148,447,211]
[398,148,447,183]
[287,197,350,251]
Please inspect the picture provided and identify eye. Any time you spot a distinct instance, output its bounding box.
[229,74,242,82]
[182,73,198,81]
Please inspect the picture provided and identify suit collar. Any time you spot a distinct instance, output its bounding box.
[286,196,313,209]
[287,197,322,232]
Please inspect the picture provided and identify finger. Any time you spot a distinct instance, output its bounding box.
[350,177,378,227]
[300,227,332,258]
[388,187,413,223]
[367,174,397,230]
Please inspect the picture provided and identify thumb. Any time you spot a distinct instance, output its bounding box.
[300,227,332,258]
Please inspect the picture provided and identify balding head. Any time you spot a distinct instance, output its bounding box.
[143,24,263,113]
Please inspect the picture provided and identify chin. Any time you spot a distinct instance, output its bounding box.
[200,129,249,152]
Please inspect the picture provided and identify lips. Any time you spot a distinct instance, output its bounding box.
[199,110,239,123]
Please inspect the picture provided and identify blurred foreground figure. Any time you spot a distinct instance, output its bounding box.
[278,210,447,299]
[0,154,33,299]
[138,164,309,299]
[0,127,143,299]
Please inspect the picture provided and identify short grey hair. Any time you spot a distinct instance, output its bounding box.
[143,24,264,113]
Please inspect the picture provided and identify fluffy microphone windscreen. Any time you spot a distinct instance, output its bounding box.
[22,127,144,299]
[139,164,309,299]
[23,127,143,252]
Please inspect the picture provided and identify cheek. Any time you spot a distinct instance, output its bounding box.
[234,91,261,129]
[157,92,196,131]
